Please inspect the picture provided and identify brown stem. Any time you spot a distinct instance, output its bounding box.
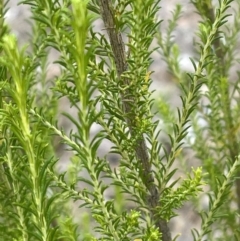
[98,1,171,240]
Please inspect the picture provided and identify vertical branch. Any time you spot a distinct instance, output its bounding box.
[204,2,224,70]
[206,2,240,213]
[99,1,171,241]
[194,0,240,215]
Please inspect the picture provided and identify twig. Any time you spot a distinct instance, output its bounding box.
[99,1,171,240]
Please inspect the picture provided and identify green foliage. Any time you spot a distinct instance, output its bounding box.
[0,0,240,241]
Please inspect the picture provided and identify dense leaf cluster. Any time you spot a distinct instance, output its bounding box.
[0,0,240,241]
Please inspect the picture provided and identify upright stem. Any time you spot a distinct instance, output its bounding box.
[205,2,240,214]
[99,1,171,240]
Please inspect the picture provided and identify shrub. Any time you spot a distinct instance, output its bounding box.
[0,0,240,240]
